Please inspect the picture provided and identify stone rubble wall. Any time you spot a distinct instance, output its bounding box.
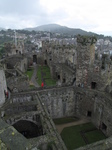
[75,87,112,137]
[16,57,28,73]
[39,87,75,118]
[50,63,76,85]
[7,76,29,92]
[38,85,112,137]
[0,68,7,107]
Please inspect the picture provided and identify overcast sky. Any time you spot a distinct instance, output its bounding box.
[0,0,112,35]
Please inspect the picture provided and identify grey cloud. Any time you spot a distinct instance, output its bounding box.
[0,0,45,16]
[0,0,50,28]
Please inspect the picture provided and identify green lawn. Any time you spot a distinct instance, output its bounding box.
[42,66,50,72]
[26,68,34,80]
[85,130,106,144]
[30,85,35,88]
[61,122,106,150]
[37,65,56,86]
[45,79,56,86]
[53,117,79,125]
[42,66,51,79]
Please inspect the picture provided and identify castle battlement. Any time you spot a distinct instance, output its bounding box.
[77,35,97,45]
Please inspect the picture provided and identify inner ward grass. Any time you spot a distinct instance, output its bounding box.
[37,65,56,86]
[84,129,106,144]
[26,68,34,80]
[53,117,79,125]
[61,122,106,150]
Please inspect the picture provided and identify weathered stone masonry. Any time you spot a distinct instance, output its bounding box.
[38,85,112,137]
[0,67,7,106]
[39,86,75,118]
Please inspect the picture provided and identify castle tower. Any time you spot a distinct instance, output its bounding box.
[76,35,97,88]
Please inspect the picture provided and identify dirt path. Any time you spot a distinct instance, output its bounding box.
[30,64,40,87]
[41,66,46,86]
[55,119,90,134]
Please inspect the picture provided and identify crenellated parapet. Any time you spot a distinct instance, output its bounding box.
[77,35,97,46]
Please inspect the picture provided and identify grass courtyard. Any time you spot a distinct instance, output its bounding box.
[53,117,79,125]
[61,122,106,150]
[25,67,34,80]
[37,65,56,86]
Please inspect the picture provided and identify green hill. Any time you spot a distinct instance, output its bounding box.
[25,24,97,36]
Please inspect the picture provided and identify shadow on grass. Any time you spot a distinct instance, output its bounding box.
[53,117,79,125]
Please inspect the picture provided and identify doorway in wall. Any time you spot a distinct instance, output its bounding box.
[91,82,97,89]
[33,55,37,64]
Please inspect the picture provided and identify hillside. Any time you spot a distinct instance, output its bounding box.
[25,24,97,36]
[0,27,6,31]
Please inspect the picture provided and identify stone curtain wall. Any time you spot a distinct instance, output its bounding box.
[5,55,24,69]
[7,76,29,92]
[50,63,76,85]
[0,68,7,106]
[75,87,112,137]
[39,87,75,118]
[38,85,112,136]
[5,113,41,127]
[16,57,28,73]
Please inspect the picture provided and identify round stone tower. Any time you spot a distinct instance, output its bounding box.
[76,35,97,88]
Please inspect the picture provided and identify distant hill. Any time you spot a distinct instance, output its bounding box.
[0,27,6,31]
[24,24,98,36]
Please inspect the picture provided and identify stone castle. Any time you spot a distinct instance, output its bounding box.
[0,35,112,149]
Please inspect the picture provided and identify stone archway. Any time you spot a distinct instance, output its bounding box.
[33,55,37,64]
[13,120,43,139]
